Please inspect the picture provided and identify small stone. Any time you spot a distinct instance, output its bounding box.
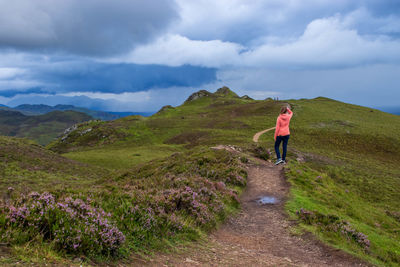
[284,257,292,262]
[185,258,199,264]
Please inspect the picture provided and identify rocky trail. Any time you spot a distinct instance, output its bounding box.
[133,129,370,266]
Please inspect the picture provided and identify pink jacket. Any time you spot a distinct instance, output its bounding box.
[274,108,293,140]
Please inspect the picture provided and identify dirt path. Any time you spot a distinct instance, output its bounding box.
[253,127,275,142]
[140,152,369,266]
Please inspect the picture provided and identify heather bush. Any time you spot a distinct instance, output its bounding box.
[112,201,186,244]
[0,148,248,262]
[162,185,221,225]
[112,176,240,244]
[252,145,272,160]
[114,148,246,235]
[297,208,370,250]
[3,192,125,256]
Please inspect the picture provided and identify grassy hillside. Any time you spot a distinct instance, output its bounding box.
[0,136,108,194]
[47,87,400,266]
[0,135,247,265]
[1,87,399,265]
[0,109,93,145]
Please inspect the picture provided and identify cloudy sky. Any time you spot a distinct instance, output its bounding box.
[0,0,399,112]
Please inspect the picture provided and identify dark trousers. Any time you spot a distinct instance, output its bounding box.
[275,135,290,160]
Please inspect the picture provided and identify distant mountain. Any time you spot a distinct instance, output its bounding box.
[12,104,121,120]
[0,109,93,145]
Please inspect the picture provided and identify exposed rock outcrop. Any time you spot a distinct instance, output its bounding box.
[185,90,213,102]
[185,87,243,103]
[240,95,253,100]
[214,86,239,98]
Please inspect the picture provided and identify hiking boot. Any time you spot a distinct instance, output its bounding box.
[275,158,283,165]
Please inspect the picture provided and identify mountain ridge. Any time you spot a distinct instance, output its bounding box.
[0,109,93,145]
[1,103,144,120]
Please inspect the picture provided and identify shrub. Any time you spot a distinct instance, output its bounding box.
[252,145,272,160]
[240,156,249,163]
[163,185,222,225]
[297,208,370,250]
[3,192,125,256]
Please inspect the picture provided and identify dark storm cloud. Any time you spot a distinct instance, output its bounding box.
[0,0,178,56]
[0,61,217,96]
[0,87,53,97]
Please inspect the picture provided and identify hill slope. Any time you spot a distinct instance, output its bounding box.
[0,109,93,145]
[0,135,108,195]
[0,135,247,265]
[48,87,400,266]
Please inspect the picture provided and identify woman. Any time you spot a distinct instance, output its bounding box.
[274,105,293,165]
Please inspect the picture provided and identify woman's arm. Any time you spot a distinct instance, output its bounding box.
[286,107,293,118]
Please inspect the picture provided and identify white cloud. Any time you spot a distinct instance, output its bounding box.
[241,15,400,68]
[173,0,353,42]
[114,34,243,68]
[121,13,400,69]
[0,67,26,79]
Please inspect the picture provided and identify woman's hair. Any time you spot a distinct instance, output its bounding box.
[280,106,287,114]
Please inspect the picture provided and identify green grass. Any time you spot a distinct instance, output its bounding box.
[275,98,400,266]
[63,144,184,169]
[0,136,109,194]
[1,87,400,265]
[284,161,400,266]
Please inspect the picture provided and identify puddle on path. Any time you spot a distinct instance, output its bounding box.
[256,196,278,205]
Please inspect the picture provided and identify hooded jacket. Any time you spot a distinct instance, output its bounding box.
[274,108,293,140]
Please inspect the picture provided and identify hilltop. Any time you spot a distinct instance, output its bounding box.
[49,86,258,154]
[0,109,93,145]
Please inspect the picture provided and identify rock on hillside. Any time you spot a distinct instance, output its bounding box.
[241,95,253,100]
[185,90,213,102]
[214,86,239,98]
[185,86,243,103]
